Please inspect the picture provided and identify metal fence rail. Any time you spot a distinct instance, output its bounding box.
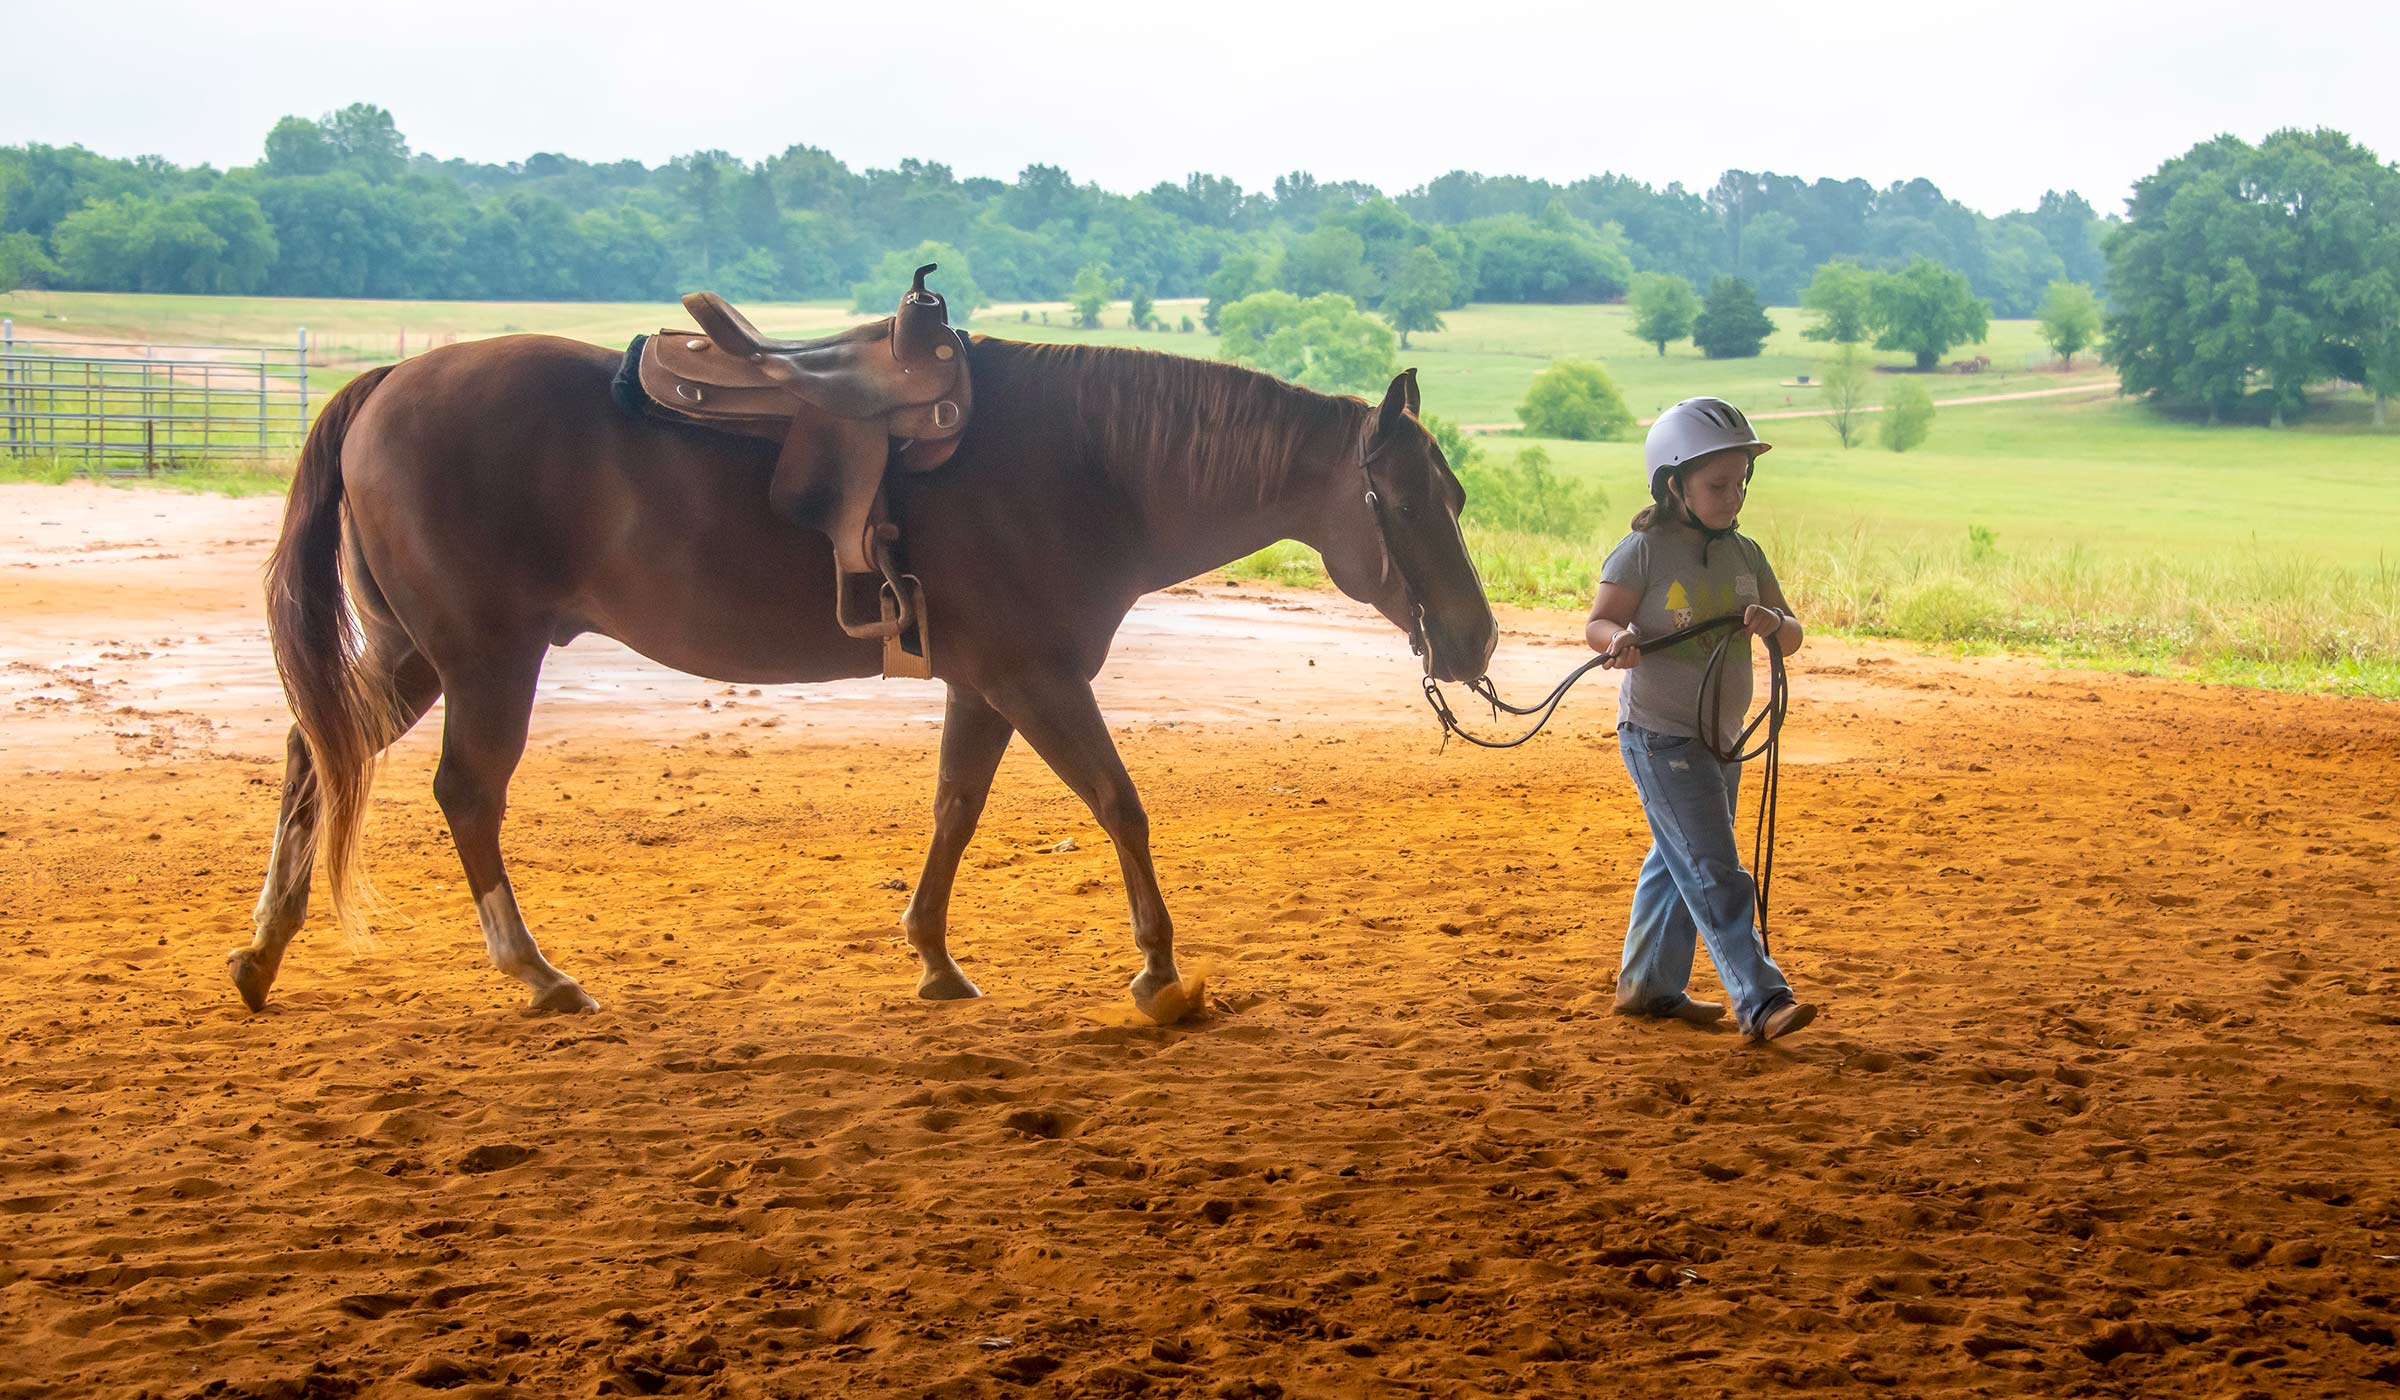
[0,321,312,474]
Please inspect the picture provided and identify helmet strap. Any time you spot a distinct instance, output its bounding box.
[1664,474,1739,564]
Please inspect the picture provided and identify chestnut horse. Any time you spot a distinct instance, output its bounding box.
[237,335,1496,1022]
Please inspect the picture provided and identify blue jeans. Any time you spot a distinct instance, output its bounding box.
[1616,722,1794,1034]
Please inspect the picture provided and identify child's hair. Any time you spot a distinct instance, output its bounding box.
[1630,473,1685,532]
[1630,449,1757,531]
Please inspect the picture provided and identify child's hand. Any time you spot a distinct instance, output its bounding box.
[1744,604,1784,639]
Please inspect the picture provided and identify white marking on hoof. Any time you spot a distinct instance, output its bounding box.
[227,948,278,1013]
[917,964,983,1001]
[529,981,600,1015]
[1131,968,1208,1026]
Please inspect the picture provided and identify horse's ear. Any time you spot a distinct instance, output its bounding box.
[1376,370,1418,440]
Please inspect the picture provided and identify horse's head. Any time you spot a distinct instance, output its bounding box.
[1314,371,1499,684]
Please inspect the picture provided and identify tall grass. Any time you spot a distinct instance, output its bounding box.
[0,452,294,496]
[1228,524,2400,699]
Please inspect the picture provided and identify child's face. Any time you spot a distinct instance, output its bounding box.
[1678,451,1751,530]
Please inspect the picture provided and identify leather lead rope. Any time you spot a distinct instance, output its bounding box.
[1423,614,1789,954]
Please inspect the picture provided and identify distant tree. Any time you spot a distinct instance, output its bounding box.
[1740,209,1811,304]
[51,189,276,294]
[764,209,846,298]
[1820,344,1872,448]
[1517,359,1634,440]
[0,229,60,290]
[262,116,337,178]
[999,162,1090,229]
[1069,263,1113,328]
[178,189,278,293]
[1800,260,1875,343]
[674,151,736,278]
[2029,188,2109,289]
[570,204,679,300]
[851,241,982,320]
[1981,220,2067,318]
[712,246,782,302]
[1870,256,1989,370]
[1693,276,1775,359]
[1626,271,1699,355]
[47,198,144,287]
[1281,225,1372,300]
[1461,209,1632,302]
[1128,282,1155,330]
[249,173,433,297]
[1216,290,1397,394]
[1202,246,1277,331]
[1380,244,1455,349]
[2035,280,2103,366]
[1145,171,1248,228]
[2108,128,2398,425]
[320,103,410,183]
[2367,331,2400,429]
[733,168,782,249]
[1879,377,1935,451]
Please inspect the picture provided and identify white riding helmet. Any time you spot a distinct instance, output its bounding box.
[1645,397,1771,497]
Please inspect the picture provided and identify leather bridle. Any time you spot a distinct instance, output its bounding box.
[1358,447,1435,675]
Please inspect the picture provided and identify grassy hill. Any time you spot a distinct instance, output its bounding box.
[3,288,2390,695]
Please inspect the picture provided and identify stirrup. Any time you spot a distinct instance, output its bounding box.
[881,574,931,680]
[836,569,902,639]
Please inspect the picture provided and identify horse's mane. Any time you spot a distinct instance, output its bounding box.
[979,340,1367,509]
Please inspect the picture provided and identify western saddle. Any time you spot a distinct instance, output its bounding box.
[629,264,971,678]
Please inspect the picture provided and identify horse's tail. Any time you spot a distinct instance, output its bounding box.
[264,364,400,940]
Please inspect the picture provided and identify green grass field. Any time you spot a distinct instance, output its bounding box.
[5,289,2391,696]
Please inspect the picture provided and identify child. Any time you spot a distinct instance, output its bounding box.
[1584,397,1816,1045]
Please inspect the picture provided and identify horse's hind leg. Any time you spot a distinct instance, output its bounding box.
[429,638,597,1014]
[230,633,439,1011]
[900,685,1015,1000]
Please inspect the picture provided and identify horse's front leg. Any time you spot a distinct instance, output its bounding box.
[901,685,1014,1000]
[984,671,1194,1023]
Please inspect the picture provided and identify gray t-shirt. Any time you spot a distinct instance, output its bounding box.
[1599,526,1779,746]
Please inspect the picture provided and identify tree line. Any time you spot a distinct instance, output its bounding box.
[1,105,2107,319]
[4,112,2388,425]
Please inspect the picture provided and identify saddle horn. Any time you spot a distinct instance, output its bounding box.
[893,264,954,363]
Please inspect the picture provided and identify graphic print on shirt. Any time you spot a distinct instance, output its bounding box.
[1661,573,1746,654]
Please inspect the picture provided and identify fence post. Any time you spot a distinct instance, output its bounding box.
[297,327,309,432]
[2,317,13,455]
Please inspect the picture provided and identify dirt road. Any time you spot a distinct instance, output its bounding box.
[1460,377,2122,434]
[1,484,2395,1398]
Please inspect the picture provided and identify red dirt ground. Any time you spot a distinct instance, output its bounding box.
[1,483,2395,1399]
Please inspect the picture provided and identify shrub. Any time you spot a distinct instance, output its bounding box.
[1459,445,1607,539]
[1880,379,1936,451]
[1517,359,1634,441]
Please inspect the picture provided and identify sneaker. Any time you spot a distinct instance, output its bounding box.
[1745,1000,1817,1045]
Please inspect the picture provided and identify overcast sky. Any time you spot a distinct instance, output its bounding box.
[10,0,2394,217]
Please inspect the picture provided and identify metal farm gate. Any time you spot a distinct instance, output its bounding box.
[0,320,312,474]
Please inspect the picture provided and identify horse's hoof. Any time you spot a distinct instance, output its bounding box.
[917,966,983,1001]
[529,981,600,1015]
[1131,969,1207,1026]
[227,948,275,1013]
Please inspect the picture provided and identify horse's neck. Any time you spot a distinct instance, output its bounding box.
[1042,347,1359,589]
